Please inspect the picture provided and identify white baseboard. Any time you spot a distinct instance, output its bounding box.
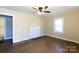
[13,38,29,43]
[13,34,45,43]
[46,34,79,44]
[13,34,79,44]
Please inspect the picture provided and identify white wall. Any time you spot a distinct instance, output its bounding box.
[0,8,45,43]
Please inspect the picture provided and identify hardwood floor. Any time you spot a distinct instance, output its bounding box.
[0,36,79,53]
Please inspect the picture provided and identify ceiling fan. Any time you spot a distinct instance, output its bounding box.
[32,6,51,15]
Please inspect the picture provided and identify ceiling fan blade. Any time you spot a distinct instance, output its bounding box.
[39,7,43,12]
[32,7,38,10]
[44,11,51,13]
[44,6,48,9]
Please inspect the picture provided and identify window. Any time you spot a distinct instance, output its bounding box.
[54,18,64,33]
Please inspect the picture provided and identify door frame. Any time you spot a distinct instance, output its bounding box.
[0,14,13,43]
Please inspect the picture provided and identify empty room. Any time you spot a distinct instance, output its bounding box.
[0,6,79,53]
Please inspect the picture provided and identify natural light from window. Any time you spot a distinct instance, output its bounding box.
[54,18,64,33]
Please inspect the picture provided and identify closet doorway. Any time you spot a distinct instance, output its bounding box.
[0,15,13,44]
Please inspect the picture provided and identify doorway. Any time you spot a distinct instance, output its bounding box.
[0,15,13,44]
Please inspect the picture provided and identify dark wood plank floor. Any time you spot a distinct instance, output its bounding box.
[0,36,79,53]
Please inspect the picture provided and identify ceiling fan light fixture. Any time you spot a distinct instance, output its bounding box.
[38,11,44,15]
[41,12,44,14]
[32,6,50,15]
[38,12,42,15]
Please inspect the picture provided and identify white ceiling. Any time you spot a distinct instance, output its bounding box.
[0,6,78,16]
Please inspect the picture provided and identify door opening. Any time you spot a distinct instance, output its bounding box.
[0,15,13,44]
